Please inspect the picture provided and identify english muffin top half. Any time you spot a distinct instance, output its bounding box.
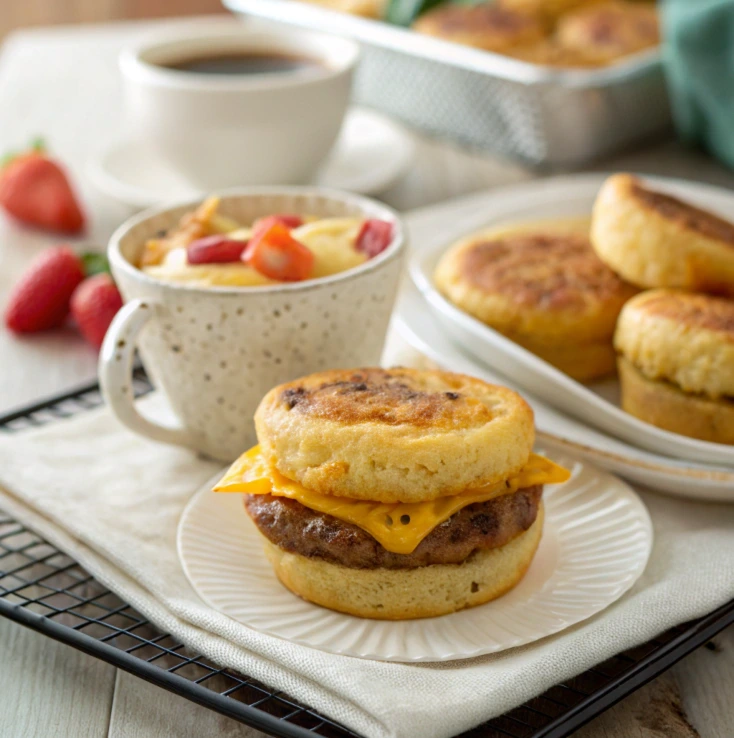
[435,229,638,344]
[615,289,734,400]
[591,174,734,295]
[255,367,535,503]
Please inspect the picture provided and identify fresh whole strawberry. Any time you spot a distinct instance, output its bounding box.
[5,246,85,333]
[70,273,123,349]
[0,139,85,234]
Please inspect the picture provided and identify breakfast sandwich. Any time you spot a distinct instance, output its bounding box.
[615,290,734,445]
[434,225,638,381]
[215,368,570,619]
[412,4,546,54]
[591,174,734,296]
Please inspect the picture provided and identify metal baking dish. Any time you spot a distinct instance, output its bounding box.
[225,0,671,168]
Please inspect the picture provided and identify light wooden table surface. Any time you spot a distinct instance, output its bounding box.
[0,17,733,738]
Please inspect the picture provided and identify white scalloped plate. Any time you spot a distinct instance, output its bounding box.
[409,173,734,468]
[178,457,651,662]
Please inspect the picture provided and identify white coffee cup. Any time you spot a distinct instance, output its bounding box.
[119,26,359,190]
[99,188,405,461]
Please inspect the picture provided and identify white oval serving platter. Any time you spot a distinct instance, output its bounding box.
[178,458,651,663]
[409,173,734,468]
[396,277,734,501]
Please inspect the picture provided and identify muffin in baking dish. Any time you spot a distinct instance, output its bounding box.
[412,4,546,53]
[504,39,597,67]
[498,0,599,25]
[555,1,659,65]
[615,289,734,444]
[591,174,734,296]
[216,367,570,619]
[434,225,638,381]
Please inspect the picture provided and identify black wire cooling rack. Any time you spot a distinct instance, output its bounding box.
[1,374,734,738]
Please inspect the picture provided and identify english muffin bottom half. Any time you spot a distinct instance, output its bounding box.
[215,368,571,619]
[615,289,734,444]
[412,4,546,53]
[591,174,734,296]
[434,227,638,381]
[246,488,546,620]
[259,506,545,620]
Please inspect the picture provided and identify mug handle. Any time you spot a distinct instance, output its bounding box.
[99,299,195,449]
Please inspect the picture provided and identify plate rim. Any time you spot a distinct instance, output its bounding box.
[177,459,653,663]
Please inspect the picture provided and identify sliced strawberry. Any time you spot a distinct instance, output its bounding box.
[356,219,394,258]
[244,222,314,282]
[0,143,85,234]
[251,214,303,241]
[187,235,246,264]
[5,246,85,333]
[70,273,123,349]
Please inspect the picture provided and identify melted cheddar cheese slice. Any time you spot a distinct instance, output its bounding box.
[214,446,570,554]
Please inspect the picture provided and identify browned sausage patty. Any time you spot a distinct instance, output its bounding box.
[244,486,542,570]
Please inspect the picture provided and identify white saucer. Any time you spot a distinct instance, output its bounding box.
[178,457,651,662]
[88,108,415,208]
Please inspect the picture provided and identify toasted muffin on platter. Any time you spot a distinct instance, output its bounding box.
[615,289,734,444]
[591,174,734,296]
[254,367,535,502]
[215,368,570,619]
[412,4,546,53]
[556,1,659,65]
[434,224,638,381]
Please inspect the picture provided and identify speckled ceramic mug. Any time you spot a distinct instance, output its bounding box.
[100,188,405,461]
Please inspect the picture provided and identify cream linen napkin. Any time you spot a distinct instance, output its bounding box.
[1,394,733,738]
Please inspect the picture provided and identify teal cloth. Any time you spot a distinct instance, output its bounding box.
[663,0,734,168]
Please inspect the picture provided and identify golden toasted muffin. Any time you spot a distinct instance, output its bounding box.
[591,174,734,296]
[217,367,571,618]
[412,4,547,53]
[254,367,536,502]
[615,289,734,444]
[556,1,659,65]
[434,226,638,381]
[498,0,598,25]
